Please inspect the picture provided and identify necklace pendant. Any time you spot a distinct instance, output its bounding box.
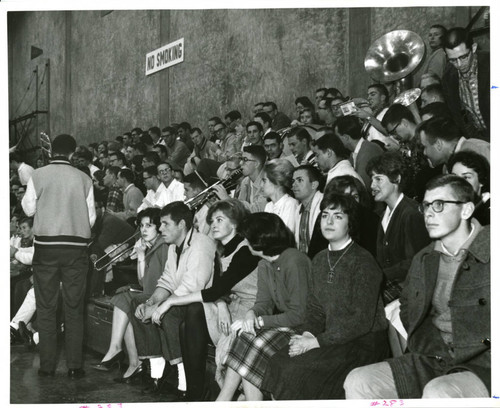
[327,268,335,284]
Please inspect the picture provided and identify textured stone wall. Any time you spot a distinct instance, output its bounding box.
[8,7,481,148]
[8,11,67,148]
[69,10,161,141]
[168,8,348,127]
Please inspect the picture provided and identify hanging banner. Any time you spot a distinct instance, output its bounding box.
[145,38,184,76]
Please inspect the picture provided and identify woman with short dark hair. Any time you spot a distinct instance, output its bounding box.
[216,213,310,401]
[91,208,169,381]
[366,152,430,304]
[449,150,490,225]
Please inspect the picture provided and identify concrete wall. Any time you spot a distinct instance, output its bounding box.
[168,8,348,128]
[8,7,481,149]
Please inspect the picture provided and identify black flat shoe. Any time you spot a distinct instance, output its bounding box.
[10,326,20,345]
[68,368,85,379]
[18,321,35,350]
[113,363,144,384]
[91,350,124,371]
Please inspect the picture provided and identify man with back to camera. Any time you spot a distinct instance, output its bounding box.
[344,174,490,399]
[420,84,446,108]
[22,134,96,378]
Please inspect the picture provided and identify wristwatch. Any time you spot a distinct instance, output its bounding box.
[145,298,153,306]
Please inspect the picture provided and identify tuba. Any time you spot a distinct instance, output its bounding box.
[364,30,425,101]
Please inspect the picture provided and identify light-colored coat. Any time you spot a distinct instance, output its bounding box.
[156,229,216,296]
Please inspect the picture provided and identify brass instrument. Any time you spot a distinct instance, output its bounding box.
[185,168,243,211]
[364,30,425,95]
[276,126,294,141]
[393,88,421,106]
[93,231,140,272]
[40,132,52,164]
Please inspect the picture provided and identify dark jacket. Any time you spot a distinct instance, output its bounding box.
[352,139,384,189]
[389,225,490,398]
[442,51,490,140]
[376,196,430,282]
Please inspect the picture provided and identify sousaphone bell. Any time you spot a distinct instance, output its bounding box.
[364,30,425,101]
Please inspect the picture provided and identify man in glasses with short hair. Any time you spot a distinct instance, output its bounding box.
[442,27,489,141]
[158,161,185,203]
[137,166,171,213]
[345,173,490,399]
[213,145,268,213]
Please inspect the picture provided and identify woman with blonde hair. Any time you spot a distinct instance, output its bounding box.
[261,159,299,234]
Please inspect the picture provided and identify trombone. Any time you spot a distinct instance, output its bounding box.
[93,231,140,272]
[94,168,243,271]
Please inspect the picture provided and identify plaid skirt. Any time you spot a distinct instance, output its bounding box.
[225,328,293,389]
[383,280,403,305]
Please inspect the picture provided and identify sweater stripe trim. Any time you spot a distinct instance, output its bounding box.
[35,235,90,246]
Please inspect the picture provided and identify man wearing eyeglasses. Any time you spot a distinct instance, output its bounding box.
[158,162,185,203]
[215,145,267,213]
[442,27,489,141]
[381,104,441,202]
[345,173,490,399]
[137,166,171,213]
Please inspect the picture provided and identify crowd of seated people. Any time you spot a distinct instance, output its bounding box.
[9,24,490,402]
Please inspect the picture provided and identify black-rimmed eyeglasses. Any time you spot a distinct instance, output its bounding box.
[418,199,466,214]
[447,49,472,65]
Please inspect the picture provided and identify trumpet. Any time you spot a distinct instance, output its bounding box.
[276,126,294,141]
[93,231,140,272]
[185,168,243,211]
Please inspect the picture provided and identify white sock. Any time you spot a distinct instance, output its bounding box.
[150,357,166,379]
[33,332,39,345]
[10,323,19,331]
[177,362,186,391]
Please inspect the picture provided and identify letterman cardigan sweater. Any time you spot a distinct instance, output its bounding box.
[22,158,96,248]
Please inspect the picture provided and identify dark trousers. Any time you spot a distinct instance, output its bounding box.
[179,303,212,401]
[130,297,186,364]
[32,246,88,371]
